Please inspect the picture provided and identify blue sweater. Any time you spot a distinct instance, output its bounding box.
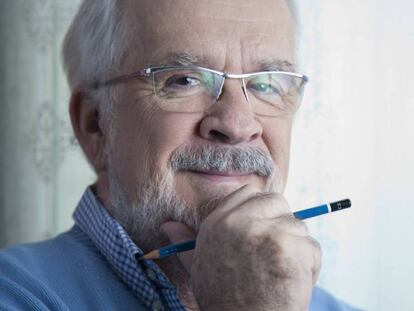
[0,226,147,310]
[0,226,360,311]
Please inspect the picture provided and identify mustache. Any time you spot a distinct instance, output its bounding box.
[169,145,274,177]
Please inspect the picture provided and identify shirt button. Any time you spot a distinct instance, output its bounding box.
[152,299,163,311]
[146,268,157,281]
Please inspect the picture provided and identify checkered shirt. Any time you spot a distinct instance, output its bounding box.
[73,188,186,311]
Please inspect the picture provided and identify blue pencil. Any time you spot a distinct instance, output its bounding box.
[139,198,351,260]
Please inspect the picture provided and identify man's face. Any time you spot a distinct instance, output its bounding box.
[104,0,295,245]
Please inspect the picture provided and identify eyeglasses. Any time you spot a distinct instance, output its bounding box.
[93,65,308,117]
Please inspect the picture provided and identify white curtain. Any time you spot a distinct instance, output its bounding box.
[1,1,413,310]
[0,0,92,246]
[287,1,414,309]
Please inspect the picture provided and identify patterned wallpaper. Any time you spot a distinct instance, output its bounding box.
[21,0,79,182]
[0,0,93,247]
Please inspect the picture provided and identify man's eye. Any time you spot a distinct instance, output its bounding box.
[250,82,282,95]
[165,76,201,88]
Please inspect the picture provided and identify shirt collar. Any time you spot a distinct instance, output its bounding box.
[73,187,185,311]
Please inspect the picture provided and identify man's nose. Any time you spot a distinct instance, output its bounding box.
[199,80,263,145]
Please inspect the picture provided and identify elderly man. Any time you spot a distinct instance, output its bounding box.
[0,0,359,310]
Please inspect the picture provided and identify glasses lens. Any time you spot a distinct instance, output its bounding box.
[151,68,306,115]
[246,73,306,116]
[152,68,222,113]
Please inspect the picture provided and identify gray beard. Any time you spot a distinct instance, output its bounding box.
[105,144,281,253]
[106,167,223,253]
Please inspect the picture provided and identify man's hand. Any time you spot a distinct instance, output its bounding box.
[161,185,321,311]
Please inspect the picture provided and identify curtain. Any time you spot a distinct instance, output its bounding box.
[1,1,413,310]
[0,0,92,246]
[287,1,414,309]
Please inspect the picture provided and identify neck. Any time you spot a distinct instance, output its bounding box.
[155,257,200,311]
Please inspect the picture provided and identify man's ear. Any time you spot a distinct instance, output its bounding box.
[69,89,107,172]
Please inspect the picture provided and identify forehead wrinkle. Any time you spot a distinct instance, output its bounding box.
[239,36,295,73]
[205,0,252,8]
[201,16,276,25]
[193,18,288,43]
[196,0,289,29]
[198,16,278,37]
[197,0,286,17]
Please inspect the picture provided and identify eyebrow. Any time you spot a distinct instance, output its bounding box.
[154,52,207,67]
[254,59,296,72]
[153,52,297,73]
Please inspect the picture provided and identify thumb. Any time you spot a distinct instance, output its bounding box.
[160,221,196,273]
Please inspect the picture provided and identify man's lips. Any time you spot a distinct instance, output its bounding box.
[188,170,252,177]
[179,170,265,188]
[184,170,256,185]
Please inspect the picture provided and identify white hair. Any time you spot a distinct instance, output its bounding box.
[62,0,131,120]
[62,1,127,90]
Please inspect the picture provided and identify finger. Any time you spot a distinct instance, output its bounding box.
[236,192,292,220]
[308,237,322,285]
[207,184,262,221]
[292,235,322,285]
[284,234,322,284]
[159,221,196,273]
[222,192,310,238]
